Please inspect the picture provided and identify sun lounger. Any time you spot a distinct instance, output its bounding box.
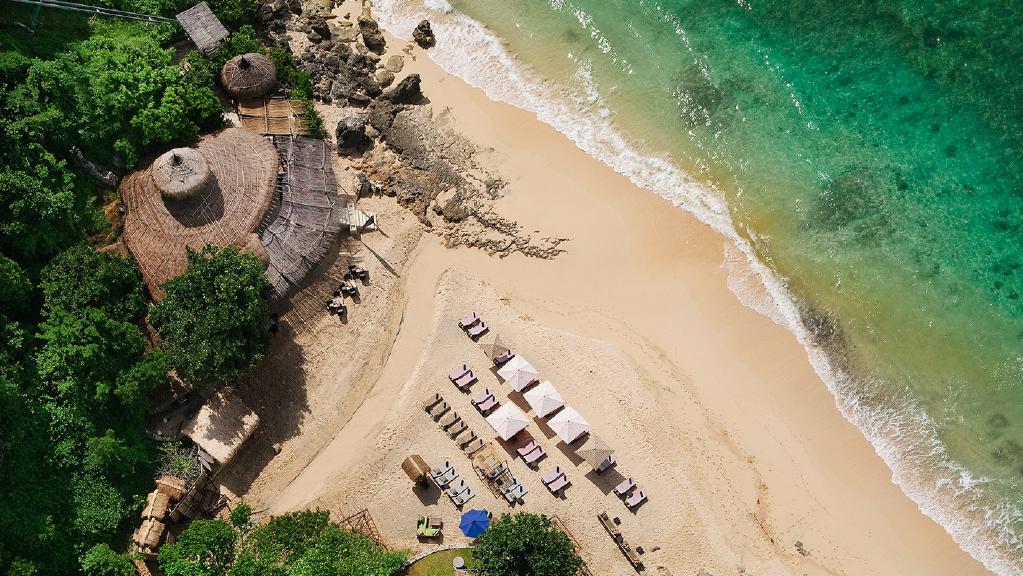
[625,490,647,509]
[474,396,498,414]
[522,445,545,466]
[546,474,570,494]
[431,460,453,479]
[445,479,468,499]
[463,438,485,455]
[492,350,514,365]
[516,440,540,457]
[451,487,475,507]
[429,401,450,419]
[595,454,616,474]
[497,477,517,494]
[453,370,477,390]
[541,467,564,485]
[459,312,480,329]
[348,264,368,279]
[466,322,489,338]
[471,388,494,406]
[448,363,470,381]
[505,483,528,503]
[422,393,443,411]
[447,420,468,438]
[433,468,458,488]
[438,412,460,429]
[485,462,508,479]
[457,430,477,447]
[614,478,636,497]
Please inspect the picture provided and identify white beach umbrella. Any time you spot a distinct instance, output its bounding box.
[496,355,539,392]
[522,380,564,418]
[485,403,530,441]
[548,405,590,444]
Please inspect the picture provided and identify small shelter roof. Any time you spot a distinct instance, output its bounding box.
[497,356,539,392]
[120,128,278,298]
[221,53,277,99]
[576,433,614,469]
[181,390,260,467]
[485,403,529,441]
[479,333,511,360]
[401,454,431,485]
[548,406,590,444]
[523,380,564,418]
[176,2,229,54]
[142,490,170,520]
[155,475,187,500]
[133,518,166,550]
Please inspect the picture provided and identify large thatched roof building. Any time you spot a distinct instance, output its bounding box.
[221,53,277,99]
[260,136,344,297]
[120,128,278,298]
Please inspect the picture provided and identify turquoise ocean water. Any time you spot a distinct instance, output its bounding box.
[375,0,1023,572]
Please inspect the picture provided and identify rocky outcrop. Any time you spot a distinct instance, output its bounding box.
[384,55,404,73]
[357,14,387,54]
[383,74,423,104]
[412,20,435,48]
[374,69,395,87]
[336,116,370,149]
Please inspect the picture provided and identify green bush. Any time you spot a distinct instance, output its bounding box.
[473,513,583,576]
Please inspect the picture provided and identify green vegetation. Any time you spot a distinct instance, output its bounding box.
[473,513,583,576]
[150,246,270,389]
[406,548,475,576]
[159,510,407,576]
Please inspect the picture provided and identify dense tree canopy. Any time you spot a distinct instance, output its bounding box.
[473,513,583,576]
[150,245,270,388]
[158,511,406,576]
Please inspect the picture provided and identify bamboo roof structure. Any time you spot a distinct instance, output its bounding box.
[142,490,170,520]
[176,2,228,54]
[238,98,310,135]
[258,136,342,298]
[221,53,277,99]
[133,518,166,550]
[401,454,431,485]
[181,389,260,467]
[155,475,187,500]
[120,128,278,299]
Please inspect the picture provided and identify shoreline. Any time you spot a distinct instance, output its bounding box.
[235,7,991,573]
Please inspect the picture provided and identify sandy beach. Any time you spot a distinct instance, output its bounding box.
[221,6,993,575]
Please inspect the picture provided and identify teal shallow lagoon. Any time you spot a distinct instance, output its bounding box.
[377,0,1023,572]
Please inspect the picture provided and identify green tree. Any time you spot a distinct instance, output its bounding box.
[150,245,270,388]
[81,543,135,576]
[229,502,252,531]
[0,254,32,315]
[159,519,238,576]
[39,245,146,321]
[473,513,583,576]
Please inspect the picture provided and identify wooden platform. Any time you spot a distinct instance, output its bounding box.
[238,98,309,135]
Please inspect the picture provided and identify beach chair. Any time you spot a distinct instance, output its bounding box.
[457,430,478,447]
[516,440,540,457]
[452,487,475,507]
[522,445,545,466]
[417,515,440,537]
[429,401,450,419]
[467,322,489,338]
[492,350,514,365]
[453,370,477,390]
[463,438,485,455]
[475,395,498,414]
[431,460,453,479]
[595,454,616,474]
[484,462,508,479]
[541,467,564,486]
[459,312,480,329]
[625,490,647,509]
[471,388,494,406]
[348,264,369,280]
[448,363,470,381]
[445,479,468,499]
[614,478,636,497]
[422,393,443,411]
[447,420,468,438]
[433,468,458,488]
[546,473,570,494]
[497,477,517,494]
[438,412,460,429]
[505,482,528,503]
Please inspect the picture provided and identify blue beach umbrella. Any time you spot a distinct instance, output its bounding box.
[459,509,490,538]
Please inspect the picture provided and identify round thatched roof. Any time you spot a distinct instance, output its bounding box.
[220,52,277,99]
[120,128,278,299]
[151,148,212,200]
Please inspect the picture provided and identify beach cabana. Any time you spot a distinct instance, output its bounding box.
[523,380,564,417]
[401,454,431,486]
[459,509,491,538]
[485,403,530,441]
[548,406,590,444]
[221,53,277,99]
[497,355,539,392]
[576,433,614,468]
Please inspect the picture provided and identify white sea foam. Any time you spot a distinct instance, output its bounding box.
[371,1,1022,572]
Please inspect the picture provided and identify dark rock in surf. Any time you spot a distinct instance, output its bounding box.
[413,19,436,48]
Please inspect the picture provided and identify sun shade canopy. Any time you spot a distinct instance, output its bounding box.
[485,403,530,441]
[523,380,564,417]
[548,405,590,444]
[497,355,539,392]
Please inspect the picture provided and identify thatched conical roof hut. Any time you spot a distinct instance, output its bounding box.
[120,128,278,298]
[221,53,277,99]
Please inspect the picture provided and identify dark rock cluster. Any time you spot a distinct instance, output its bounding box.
[412,20,435,48]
